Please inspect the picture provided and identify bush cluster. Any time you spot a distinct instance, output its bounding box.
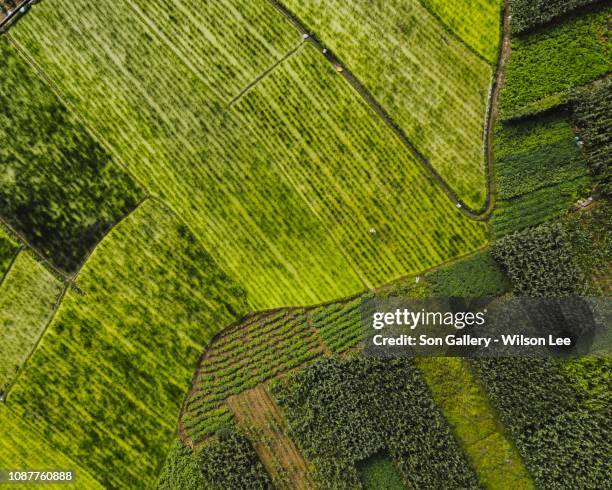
[272,356,479,489]
[492,222,588,295]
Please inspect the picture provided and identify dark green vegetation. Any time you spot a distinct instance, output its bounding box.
[491,113,589,235]
[0,40,143,273]
[510,0,602,33]
[501,7,611,117]
[158,441,202,490]
[310,297,362,353]
[573,78,612,199]
[7,201,247,488]
[471,357,610,488]
[492,222,588,296]
[271,357,480,489]
[428,251,510,296]
[359,453,407,490]
[198,430,273,489]
[0,226,18,279]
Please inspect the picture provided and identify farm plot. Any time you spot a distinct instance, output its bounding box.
[0,38,143,273]
[510,0,602,34]
[0,226,18,280]
[0,252,63,396]
[181,308,325,442]
[282,0,494,208]
[10,6,486,306]
[4,200,248,489]
[271,357,480,489]
[491,112,590,236]
[419,0,502,62]
[0,406,102,488]
[500,7,611,117]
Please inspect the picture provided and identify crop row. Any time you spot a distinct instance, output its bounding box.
[310,298,363,352]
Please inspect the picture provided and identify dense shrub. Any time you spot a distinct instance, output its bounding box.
[471,358,610,488]
[492,222,588,295]
[272,356,479,489]
[0,40,143,272]
[573,78,612,199]
[428,251,510,296]
[510,0,602,34]
[157,440,202,490]
[199,430,272,489]
[0,227,18,279]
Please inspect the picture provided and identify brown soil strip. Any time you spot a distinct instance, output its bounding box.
[227,384,316,489]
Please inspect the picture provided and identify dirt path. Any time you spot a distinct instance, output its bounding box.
[266,0,513,220]
[227,384,316,489]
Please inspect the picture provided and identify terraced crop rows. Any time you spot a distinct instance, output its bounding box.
[182,309,324,442]
[10,0,487,307]
[282,0,494,208]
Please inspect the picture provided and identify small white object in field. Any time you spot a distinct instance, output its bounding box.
[456,203,462,208]
[323,48,327,54]
[369,228,376,234]
[415,276,420,284]
[303,33,309,39]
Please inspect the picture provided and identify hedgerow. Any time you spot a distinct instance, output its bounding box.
[572,78,612,199]
[510,0,601,34]
[199,430,273,489]
[272,356,479,489]
[501,8,611,116]
[471,358,610,488]
[491,221,588,295]
[0,39,143,273]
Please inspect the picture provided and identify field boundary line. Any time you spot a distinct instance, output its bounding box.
[228,41,305,107]
[0,243,24,291]
[265,0,514,220]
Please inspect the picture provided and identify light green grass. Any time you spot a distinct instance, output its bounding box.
[0,252,63,395]
[419,0,502,62]
[0,405,102,488]
[359,454,407,490]
[417,358,534,489]
[282,0,493,208]
[4,200,247,488]
[11,7,486,307]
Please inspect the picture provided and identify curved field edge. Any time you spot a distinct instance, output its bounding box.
[2,199,248,488]
[9,4,488,308]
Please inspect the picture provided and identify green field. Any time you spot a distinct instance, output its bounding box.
[283,0,494,208]
[0,252,63,395]
[5,200,247,488]
[9,3,487,307]
[0,406,102,488]
[420,0,502,62]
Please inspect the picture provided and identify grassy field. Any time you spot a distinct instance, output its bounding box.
[283,0,494,208]
[0,226,18,280]
[420,0,502,62]
[359,454,407,490]
[0,252,63,395]
[0,39,143,273]
[10,6,487,307]
[0,406,102,488]
[4,200,247,488]
[500,7,611,117]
